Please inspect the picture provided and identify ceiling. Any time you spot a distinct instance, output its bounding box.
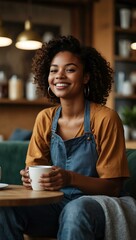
[2,0,98,7]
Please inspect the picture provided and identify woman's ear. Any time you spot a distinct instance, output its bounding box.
[83,73,90,84]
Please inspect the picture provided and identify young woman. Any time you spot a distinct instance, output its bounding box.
[0,35,129,240]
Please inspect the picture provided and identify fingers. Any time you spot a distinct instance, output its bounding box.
[20,166,71,191]
[41,177,63,191]
[40,174,62,186]
[39,168,63,190]
[20,168,32,189]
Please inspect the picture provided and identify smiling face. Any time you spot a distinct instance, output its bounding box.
[48,51,89,101]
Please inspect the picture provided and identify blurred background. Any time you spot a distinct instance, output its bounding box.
[0,0,136,148]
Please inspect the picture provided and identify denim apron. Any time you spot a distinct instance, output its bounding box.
[0,100,104,240]
[50,100,98,198]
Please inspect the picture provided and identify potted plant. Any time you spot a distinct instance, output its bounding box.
[121,106,136,140]
[121,107,132,140]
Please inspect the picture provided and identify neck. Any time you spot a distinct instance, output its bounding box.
[60,97,86,120]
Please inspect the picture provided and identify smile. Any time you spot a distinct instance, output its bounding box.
[55,83,69,87]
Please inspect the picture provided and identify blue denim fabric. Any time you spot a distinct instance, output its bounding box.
[50,100,99,197]
[0,196,105,240]
[58,196,105,240]
[0,100,105,239]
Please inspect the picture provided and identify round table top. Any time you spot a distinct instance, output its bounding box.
[0,184,64,206]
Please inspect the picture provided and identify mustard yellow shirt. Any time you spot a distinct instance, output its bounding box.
[26,102,129,179]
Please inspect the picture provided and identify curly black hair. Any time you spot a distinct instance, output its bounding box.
[32,35,114,105]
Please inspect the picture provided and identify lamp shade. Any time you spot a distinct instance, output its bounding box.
[15,20,42,50]
[0,20,12,47]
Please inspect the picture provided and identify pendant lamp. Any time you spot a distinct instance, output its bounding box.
[15,19,42,50]
[131,42,136,50]
[0,19,12,47]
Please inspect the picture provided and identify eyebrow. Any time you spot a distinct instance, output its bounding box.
[50,63,78,67]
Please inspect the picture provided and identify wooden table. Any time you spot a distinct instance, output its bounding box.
[0,184,64,206]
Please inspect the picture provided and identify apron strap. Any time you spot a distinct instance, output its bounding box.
[51,106,61,132]
[84,100,91,133]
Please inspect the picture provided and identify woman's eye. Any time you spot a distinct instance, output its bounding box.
[66,68,75,72]
[50,69,57,73]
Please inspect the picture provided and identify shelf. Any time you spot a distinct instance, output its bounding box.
[115,55,136,62]
[115,26,136,33]
[0,98,56,106]
[116,0,136,7]
[125,141,136,149]
[114,1,136,116]
[0,97,57,139]
[115,94,136,99]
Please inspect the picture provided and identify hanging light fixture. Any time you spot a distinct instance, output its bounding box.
[131,42,136,50]
[15,18,42,50]
[0,19,12,47]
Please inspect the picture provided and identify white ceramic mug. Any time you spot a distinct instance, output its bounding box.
[122,81,133,95]
[120,8,131,29]
[29,166,52,191]
[119,40,131,57]
[26,81,38,100]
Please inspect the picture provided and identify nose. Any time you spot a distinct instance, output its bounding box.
[56,69,65,79]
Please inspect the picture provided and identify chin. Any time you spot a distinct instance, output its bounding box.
[54,92,68,98]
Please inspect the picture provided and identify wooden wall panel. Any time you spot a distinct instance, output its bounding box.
[92,0,115,108]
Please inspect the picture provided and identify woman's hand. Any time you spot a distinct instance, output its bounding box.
[20,166,71,191]
[20,167,32,189]
[39,166,71,191]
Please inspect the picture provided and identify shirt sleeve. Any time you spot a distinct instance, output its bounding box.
[25,109,52,167]
[93,107,130,178]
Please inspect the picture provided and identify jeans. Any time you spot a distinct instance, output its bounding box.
[0,196,105,240]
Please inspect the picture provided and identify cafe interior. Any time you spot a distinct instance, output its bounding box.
[0,0,135,148]
[0,1,136,240]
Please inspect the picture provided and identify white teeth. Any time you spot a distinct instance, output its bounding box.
[56,83,68,87]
